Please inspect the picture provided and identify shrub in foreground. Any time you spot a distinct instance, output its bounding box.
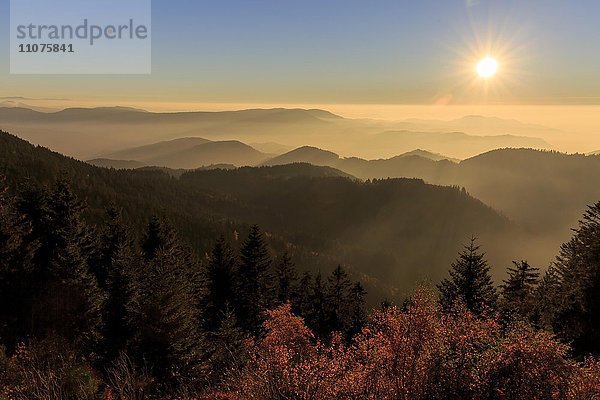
[221,289,599,400]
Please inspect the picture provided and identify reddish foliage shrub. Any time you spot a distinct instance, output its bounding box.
[0,337,100,400]
[218,289,600,400]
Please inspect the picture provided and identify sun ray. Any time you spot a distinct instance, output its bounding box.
[434,8,535,105]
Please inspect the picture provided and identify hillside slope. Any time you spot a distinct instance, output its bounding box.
[0,130,522,300]
[146,140,270,168]
[104,137,212,161]
[456,149,600,233]
[264,146,600,242]
[94,137,271,169]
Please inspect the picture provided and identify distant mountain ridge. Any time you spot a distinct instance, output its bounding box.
[87,159,146,169]
[396,149,460,163]
[262,146,341,167]
[399,114,563,137]
[105,137,213,161]
[263,147,457,166]
[0,100,57,113]
[261,146,460,185]
[92,140,460,172]
[147,140,270,169]
[93,137,272,169]
[0,105,555,160]
[366,130,551,159]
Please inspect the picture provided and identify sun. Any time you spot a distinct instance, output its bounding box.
[476,57,498,79]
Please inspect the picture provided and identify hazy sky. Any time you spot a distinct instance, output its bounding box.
[1,0,600,105]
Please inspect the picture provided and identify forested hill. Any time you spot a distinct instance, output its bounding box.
[0,130,517,299]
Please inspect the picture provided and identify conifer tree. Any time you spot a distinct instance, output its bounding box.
[500,261,539,322]
[306,272,328,337]
[532,265,561,331]
[326,265,352,332]
[15,179,106,354]
[275,252,298,304]
[95,206,137,360]
[0,178,23,268]
[293,271,314,318]
[131,216,204,379]
[92,206,132,284]
[206,306,247,381]
[236,225,273,333]
[0,178,35,347]
[347,282,367,339]
[16,183,53,278]
[141,214,177,261]
[438,237,497,315]
[204,236,238,331]
[46,180,106,351]
[551,201,600,354]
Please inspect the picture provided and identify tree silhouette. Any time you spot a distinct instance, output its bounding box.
[274,252,298,304]
[0,178,35,349]
[326,265,352,333]
[306,272,328,337]
[95,206,137,361]
[204,236,238,331]
[36,180,105,354]
[236,225,273,333]
[500,260,539,322]
[347,282,367,339]
[293,271,314,318]
[533,265,561,331]
[552,201,600,354]
[438,237,497,315]
[130,215,204,379]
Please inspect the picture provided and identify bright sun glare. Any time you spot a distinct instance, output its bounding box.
[476,57,498,79]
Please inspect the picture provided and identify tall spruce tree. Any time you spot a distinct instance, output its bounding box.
[0,178,24,269]
[532,265,562,331]
[438,237,497,316]
[45,179,106,352]
[131,215,204,379]
[347,282,367,340]
[15,179,106,354]
[275,252,298,304]
[551,201,600,354]
[95,206,137,361]
[500,261,539,322]
[326,265,352,333]
[293,271,314,318]
[141,215,172,261]
[0,178,35,348]
[235,225,273,334]
[306,272,328,337]
[17,183,54,283]
[204,236,238,331]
